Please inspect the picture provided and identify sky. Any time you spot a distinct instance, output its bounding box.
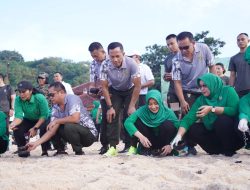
[0,0,249,62]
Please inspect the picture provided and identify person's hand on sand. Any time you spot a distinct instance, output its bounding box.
[161,145,172,156]
[139,135,152,148]
[26,142,39,151]
[170,134,182,149]
[238,119,249,132]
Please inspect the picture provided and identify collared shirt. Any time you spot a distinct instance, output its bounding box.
[172,43,214,92]
[138,63,154,95]
[14,93,49,120]
[61,81,74,95]
[90,59,107,82]
[51,94,97,137]
[100,56,140,91]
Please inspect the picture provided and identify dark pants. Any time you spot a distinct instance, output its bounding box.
[52,123,96,153]
[100,99,108,146]
[186,115,244,155]
[131,118,177,149]
[138,95,146,107]
[167,92,180,118]
[13,118,50,151]
[0,137,8,154]
[108,87,134,147]
[237,89,250,98]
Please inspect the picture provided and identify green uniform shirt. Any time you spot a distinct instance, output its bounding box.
[0,111,8,142]
[239,93,250,122]
[14,93,49,120]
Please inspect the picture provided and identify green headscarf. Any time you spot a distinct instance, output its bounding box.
[135,89,178,128]
[197,73,227,128]
[244,46,250,65]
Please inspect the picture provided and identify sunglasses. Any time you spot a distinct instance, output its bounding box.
[179,45,190,50]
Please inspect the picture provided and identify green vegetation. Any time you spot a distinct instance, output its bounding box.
[0,50,90,88]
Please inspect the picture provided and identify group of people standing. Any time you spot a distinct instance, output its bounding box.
[0,31,250,158]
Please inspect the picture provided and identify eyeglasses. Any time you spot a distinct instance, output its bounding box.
[199,84,207,89]
[179,45,190,50]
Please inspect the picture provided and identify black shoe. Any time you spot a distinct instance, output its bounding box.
[137,143,151,156]
[41,151,49,156]
[53,150,68,156]
[99,145,109,155]
[118,144,130,153]
[187,146,197,156]
[75,151,85,155]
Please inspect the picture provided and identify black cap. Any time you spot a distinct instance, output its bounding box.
[16,81,33,91]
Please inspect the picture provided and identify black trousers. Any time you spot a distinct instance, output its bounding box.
[138,95,146,107]
[52,123,96,153]
[131,118,177,149]
[107,87,134,147]
[186,115,244,155]
[13,118,51,151]
[100,99,108,146]
[0,137,8,154]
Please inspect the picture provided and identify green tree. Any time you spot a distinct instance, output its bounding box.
[141,44,169,90]
[0,50,24,62]
[194,30,226,56]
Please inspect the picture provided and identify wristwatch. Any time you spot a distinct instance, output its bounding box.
[211,106,216,113]
[107,105,113,110]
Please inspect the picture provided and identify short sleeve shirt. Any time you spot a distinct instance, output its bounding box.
[0,85,14,112]
[51,94,97,137]
[89,59,106,82]
[172,43,214,92]
[139,63,154,95]
[228,52,250,92]
[14,93,49,120]
[100,56,140,91]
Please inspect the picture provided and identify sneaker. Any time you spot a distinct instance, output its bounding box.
[127,146,137,155]
[53,150,68,156]
[104,146,118,157]
[99,145,109,155]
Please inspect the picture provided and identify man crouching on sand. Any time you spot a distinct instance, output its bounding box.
[27,82,97,156]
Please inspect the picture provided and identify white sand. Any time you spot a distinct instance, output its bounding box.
[0,141,250,190]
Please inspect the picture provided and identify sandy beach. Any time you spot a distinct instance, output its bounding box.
[0,140,250,190]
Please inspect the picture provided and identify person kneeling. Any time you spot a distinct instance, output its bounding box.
[171,73,244,157]
[124,90,179,156]
[27,82,97,156]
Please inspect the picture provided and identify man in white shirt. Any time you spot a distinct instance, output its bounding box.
[128,51,155,107]
[53,72,74,95]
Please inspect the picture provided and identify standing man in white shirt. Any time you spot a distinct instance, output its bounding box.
[128,51,155,107]
[53,72,74,95]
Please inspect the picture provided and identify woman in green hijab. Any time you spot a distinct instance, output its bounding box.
[124,89,179,156]
[237,92,250,147]
[0,111,8,154]
[171,73,244,156]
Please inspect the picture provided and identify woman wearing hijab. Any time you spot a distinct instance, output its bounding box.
[171,73,244,156]
[9,81,50,157]
[237,92,250,148]
[0,111,8,154]
[124,89,179,156]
